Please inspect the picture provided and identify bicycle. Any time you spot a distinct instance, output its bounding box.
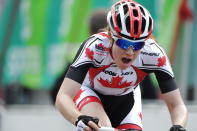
[99,127,142,131]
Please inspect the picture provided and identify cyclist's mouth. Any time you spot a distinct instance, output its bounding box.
[121,58,132,64]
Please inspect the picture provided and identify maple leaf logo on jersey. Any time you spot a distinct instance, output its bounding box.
[139,112,142,120]
[157,56,166,67]
[85,48,94,60]
[98,76,132,88]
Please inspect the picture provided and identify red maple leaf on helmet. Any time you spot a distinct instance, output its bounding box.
[98,76,132,88]
[85,48,94,60]
[157,56,166,67]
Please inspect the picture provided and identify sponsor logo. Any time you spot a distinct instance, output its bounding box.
[121,71,133,75]
[95,43,110,52]
[103,70,133,76]
[141,51,160,56]
[95,52,107,56]
[103,70,117,76]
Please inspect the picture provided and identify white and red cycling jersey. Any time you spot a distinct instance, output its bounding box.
[66,32,176,95]
[66,32,177,129]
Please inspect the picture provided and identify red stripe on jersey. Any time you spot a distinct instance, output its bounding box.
[131,65,148,86]
[77,96,102,111]
[116,123,142,130]
[73,89,85,103]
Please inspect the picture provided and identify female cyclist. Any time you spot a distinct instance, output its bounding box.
[55,0,188,131]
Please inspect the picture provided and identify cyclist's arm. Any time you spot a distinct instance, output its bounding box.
[56,65,101,131]
[154,69,188,127]
[55,77,82,125]
[55,36,96,125]
[145,39,188,129]
[55,62,92,125]
[161,88,188,127]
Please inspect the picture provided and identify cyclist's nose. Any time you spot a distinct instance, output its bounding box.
[125,47,135,56]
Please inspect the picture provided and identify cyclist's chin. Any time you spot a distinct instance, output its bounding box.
[117,61,132,70]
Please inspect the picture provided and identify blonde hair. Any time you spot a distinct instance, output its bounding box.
[99,26,114,44]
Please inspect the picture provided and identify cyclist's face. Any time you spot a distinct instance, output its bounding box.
[112,41,141,69]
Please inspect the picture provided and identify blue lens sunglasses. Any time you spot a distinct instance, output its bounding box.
[115,39,145,51]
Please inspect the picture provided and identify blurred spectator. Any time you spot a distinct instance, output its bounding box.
[0,86,4,104]
[4,84,31,104]
[88,9,108,35]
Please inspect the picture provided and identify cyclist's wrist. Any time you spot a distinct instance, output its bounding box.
[170,125,186,131]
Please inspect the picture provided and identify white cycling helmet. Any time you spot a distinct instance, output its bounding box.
[107,0,153,42]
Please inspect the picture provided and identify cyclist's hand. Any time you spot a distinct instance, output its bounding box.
[170,125,186,131]
[75,115,100,131]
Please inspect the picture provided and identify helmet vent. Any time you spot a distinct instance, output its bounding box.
[133,9,138,17]
[115,4,121,11]
[131,3,135,7]
[125,16,130,33]
[117,14,122,30]
[123,5,128,15]
[134,20,139,35]
[110,17,115,30]
[141,17,146,33]
[148,17,152,32]
[139,6,145,16]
